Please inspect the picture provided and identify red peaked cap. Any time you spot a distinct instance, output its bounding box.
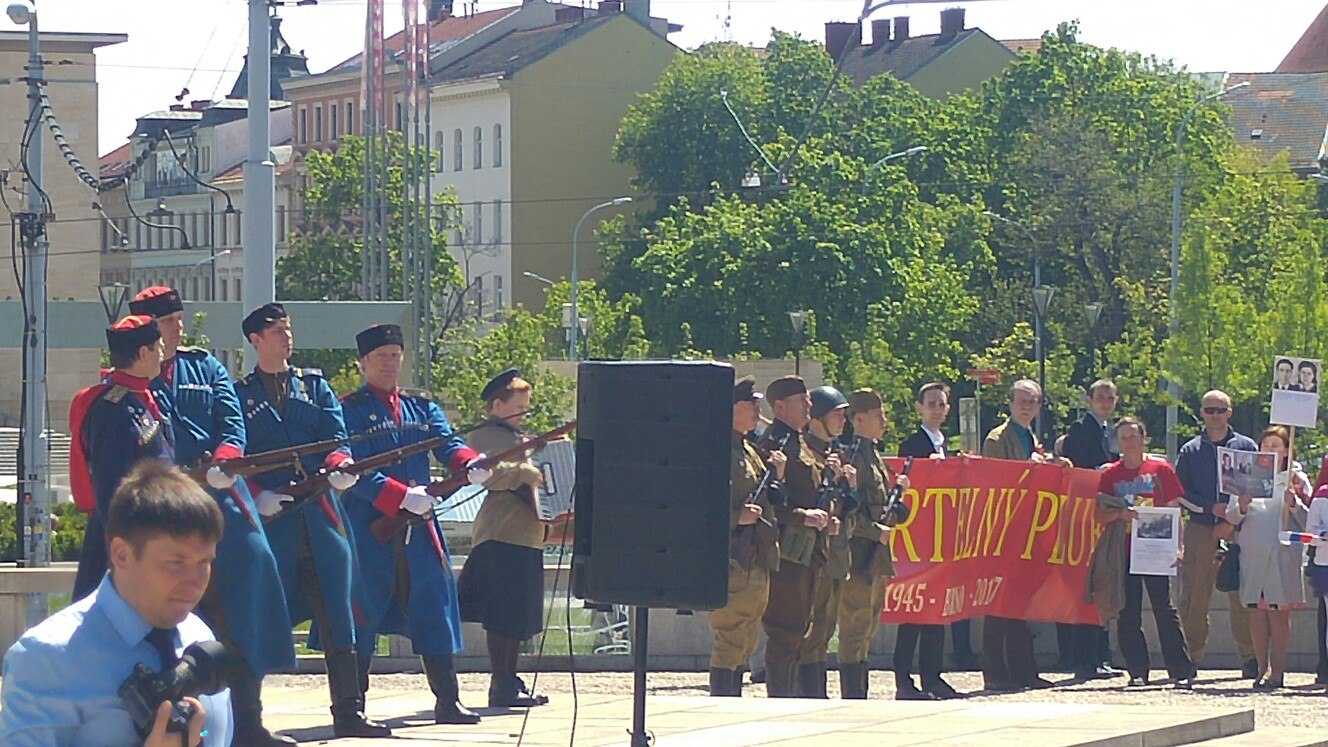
[106,314,161,355]
[128,285,183,318]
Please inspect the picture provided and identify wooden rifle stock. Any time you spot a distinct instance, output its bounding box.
[184,434,360,483]
[368,421,577,544]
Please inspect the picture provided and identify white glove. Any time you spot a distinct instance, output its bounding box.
[399,485,434,516]
[467,455,492,486]
[328,461,359,491]
[255,490,294,517]
[206,465,237,490]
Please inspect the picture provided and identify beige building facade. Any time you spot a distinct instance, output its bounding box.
[0,31,124,432]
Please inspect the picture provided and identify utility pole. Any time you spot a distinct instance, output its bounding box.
[242,0,276,313]
[10,0,51,624]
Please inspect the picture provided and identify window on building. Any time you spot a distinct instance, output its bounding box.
[473,126,483,169]
[453,129,463,171]
[395,99,403,131]
[315,106,323,142]
[494,124,503,167]
[299,107,308,144]
[474,201,483,242]
[434,130,445,171]
[235,279,242,300]
[495,274,504,308]
[220,279,229,302]
[191,277,200,300]
[330,103,339,140]
[347,100,356,135]
[493,199,503,243]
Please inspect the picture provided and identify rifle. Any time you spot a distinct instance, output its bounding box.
[259,411,530,523]
[866,456,915,573]
[732,433,785,571]
[369,421,577,543]
[184,434,366,483]
[837,437,864,516]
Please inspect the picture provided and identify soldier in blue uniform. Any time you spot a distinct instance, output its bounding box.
[232,303,390,739]
[341,324,489,724]
[128,286,297,746]
[69,315,175,600]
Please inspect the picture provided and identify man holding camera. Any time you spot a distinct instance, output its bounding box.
[0,461,232,746]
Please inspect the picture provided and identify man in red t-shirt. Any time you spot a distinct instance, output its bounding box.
[1096,417,1194,687]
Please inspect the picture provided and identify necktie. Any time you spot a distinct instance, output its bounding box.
[145,627,179,670]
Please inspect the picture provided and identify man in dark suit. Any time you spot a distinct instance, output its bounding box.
[1058,379,1123,681]
[893,382,962,699]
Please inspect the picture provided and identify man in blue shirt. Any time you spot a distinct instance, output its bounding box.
[0,460,233,746]
[1175,389,1257,677]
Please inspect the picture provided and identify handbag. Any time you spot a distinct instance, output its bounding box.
[1215,540,1241,592]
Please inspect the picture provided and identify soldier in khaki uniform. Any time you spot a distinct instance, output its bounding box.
[708,376,787,696]
[757,376,836,697]
[837,389,911,699]
[796,387,857,698]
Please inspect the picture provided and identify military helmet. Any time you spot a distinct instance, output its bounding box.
[809,386,849,419]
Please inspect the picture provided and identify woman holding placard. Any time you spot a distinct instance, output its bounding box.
[1225,426,1310,690]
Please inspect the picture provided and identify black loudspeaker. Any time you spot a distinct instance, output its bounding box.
[571,361,733,610]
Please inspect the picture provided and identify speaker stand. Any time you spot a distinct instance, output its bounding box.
[631,605,650,747]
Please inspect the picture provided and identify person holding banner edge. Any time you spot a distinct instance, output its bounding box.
[980,379,1061,691]
[895,382,960,698]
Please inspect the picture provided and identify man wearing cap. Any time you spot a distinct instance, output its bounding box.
[796,385,856,698]
[340,324,488,724]
[756,376,835,697]
[126,286,296,745]
[70,315,176,600]
[232,303,389,738]
[460,368,555,708]
[708,376,786,696]
[840,388,924,699]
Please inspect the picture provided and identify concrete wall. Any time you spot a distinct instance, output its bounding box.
[508,15,679,310]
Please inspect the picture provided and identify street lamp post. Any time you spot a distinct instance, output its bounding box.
[523,270,555,287]
[1167,80,1249,459]
[1032,285,1055,441]
[97,283,129,325]
[867,145,927,175]
[788,310,809,376]
[571,197,631,361]
[1083,302,1104,378]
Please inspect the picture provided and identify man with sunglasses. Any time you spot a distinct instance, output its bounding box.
[1175,390,1257,679]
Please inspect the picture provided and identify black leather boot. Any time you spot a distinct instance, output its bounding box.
[895,671,936,701]
[230,668,297,746]
[327,650,392,738]
[709,668,736,697]
[839,662,868,700]
[797,663,828,699]
[424,654,481,724]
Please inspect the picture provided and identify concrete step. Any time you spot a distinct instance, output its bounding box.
[1186,727,1328,747]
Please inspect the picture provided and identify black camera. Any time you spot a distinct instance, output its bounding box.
[118,640,232,739]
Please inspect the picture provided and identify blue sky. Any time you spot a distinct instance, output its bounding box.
[12,0,1325,154]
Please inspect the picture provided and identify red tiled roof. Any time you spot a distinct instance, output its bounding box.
[1002,38,1042,55]
[99,141,132,180]
[1279,3,1328,73]
[326,6,519,74]
[1225,72,1328,173]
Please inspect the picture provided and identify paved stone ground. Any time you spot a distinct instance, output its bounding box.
[268,668,1328,732]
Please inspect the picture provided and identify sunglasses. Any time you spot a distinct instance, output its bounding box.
[1201,407,1230,415]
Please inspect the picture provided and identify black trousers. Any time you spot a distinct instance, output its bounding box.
[893,623,945,685]
[1317,597,1327,679]
[981,616,1037,685]
[1117,572,1191,679]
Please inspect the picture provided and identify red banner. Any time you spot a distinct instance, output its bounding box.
[878,457,1104,625]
